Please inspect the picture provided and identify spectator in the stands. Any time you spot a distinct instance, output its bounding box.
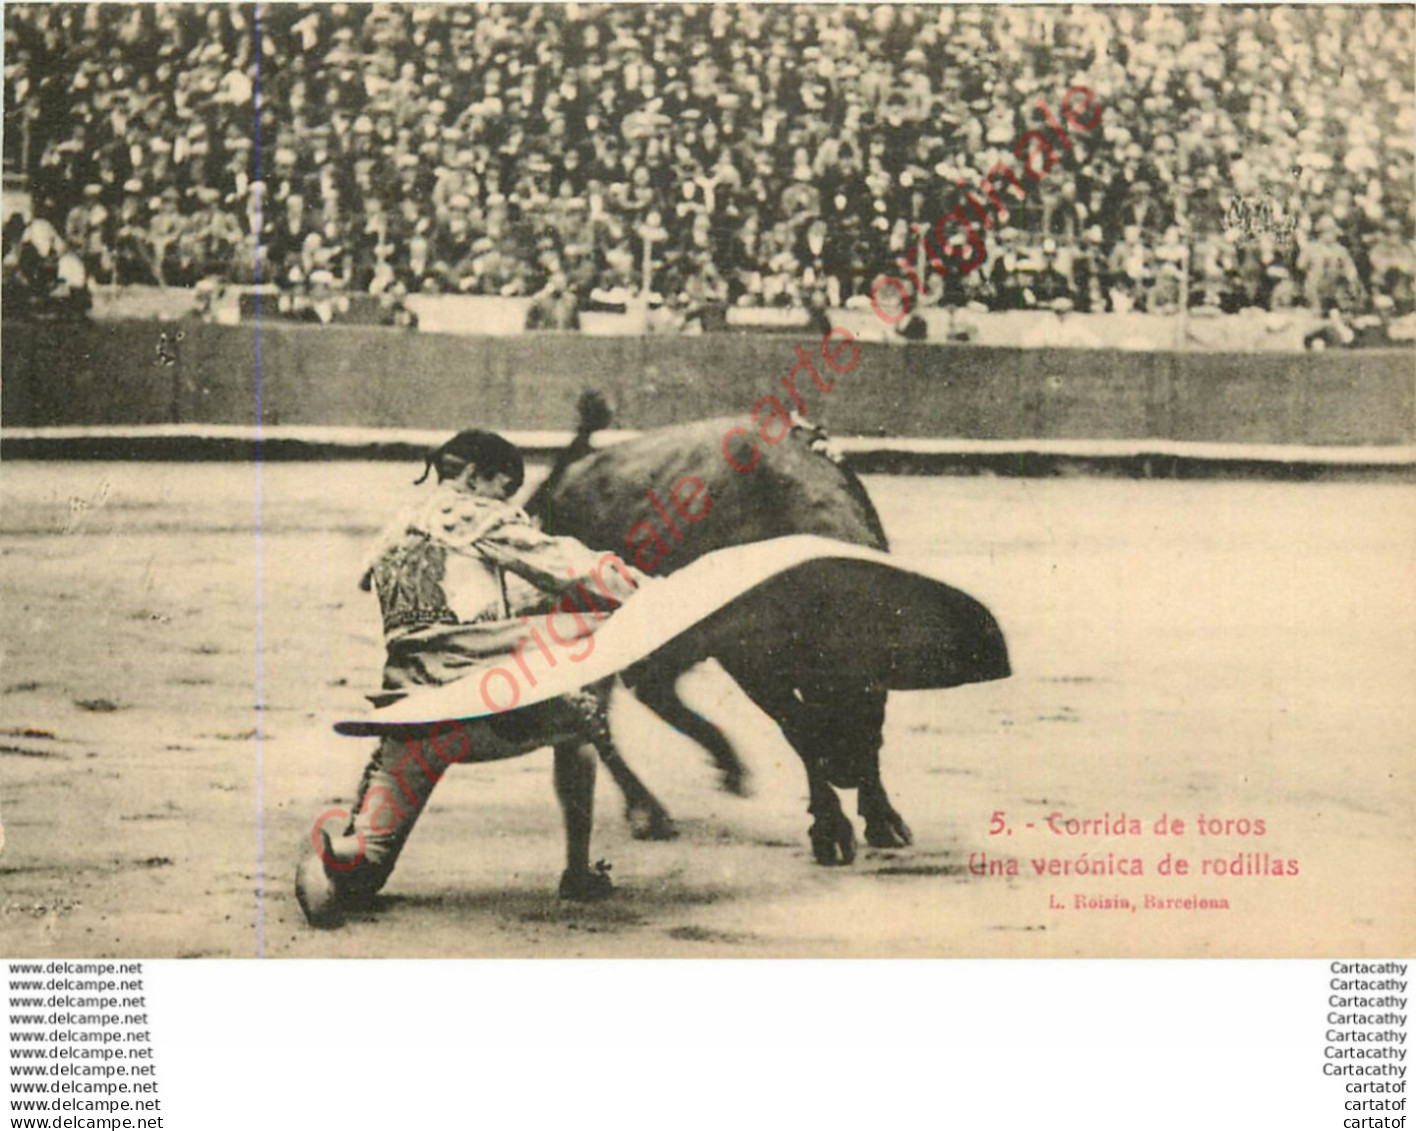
[525,270,580,331]
[6,217,59,310]
[265,193,312,284]
[3,212,29,263]
[1150,228,1188,314]
[1107,226,1152,313]
[987,228,1027,311]
[111,188,157,286]
[1366,220,1416,314]
[4,216,90,319]
[1032,240,1073,309]
[63,185,113,285]
[189,187,244,280]
[146,188,191,288]
[1238,235,1300,312]
[1298,216,1368,313]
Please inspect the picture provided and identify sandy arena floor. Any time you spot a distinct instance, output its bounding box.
[1,461,1411,958]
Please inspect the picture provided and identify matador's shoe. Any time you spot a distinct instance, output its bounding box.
[295,829,346,929]
[558,859,614,902]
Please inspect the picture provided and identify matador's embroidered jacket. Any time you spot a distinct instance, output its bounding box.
[359,484,640,691]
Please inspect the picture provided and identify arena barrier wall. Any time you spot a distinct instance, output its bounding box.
[85,286,1335,351]
[3,319,1412,448]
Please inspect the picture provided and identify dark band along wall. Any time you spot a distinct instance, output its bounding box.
[3,319,1412,446]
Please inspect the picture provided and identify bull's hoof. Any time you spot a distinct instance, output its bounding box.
[720,764,753,798]
[864,810,914,849]
[809,813,857,866]
[559,861,615,902]
[627,802,678,841]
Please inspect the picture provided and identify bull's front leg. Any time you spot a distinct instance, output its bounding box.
[806,768,857,866]
[594,742,678,841]
[632,664,751,797]
[849,687,912,849]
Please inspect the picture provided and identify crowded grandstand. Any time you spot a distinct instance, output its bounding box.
[3,4,1413,332]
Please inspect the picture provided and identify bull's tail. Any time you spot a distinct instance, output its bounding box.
[526,390,612,521]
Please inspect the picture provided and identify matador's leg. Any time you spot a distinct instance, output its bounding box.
[552,683,616,901]
[297,725,467,927]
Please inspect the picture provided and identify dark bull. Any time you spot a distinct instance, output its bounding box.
[528,400,1010,865]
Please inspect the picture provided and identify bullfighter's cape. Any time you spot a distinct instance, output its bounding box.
[335,535,1009,735]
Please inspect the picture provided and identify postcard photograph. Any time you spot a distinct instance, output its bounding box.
[1,2,1412,960]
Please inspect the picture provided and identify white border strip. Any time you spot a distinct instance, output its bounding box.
[829,435,1416,465]
[0,424,639,448]
[2,425,1413,465]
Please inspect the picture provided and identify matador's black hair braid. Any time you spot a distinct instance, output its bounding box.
[414,430,526,492]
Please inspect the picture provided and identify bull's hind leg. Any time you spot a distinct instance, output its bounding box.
[859,777,913,849]
[779,681,911,851]
[634,664,751,797]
